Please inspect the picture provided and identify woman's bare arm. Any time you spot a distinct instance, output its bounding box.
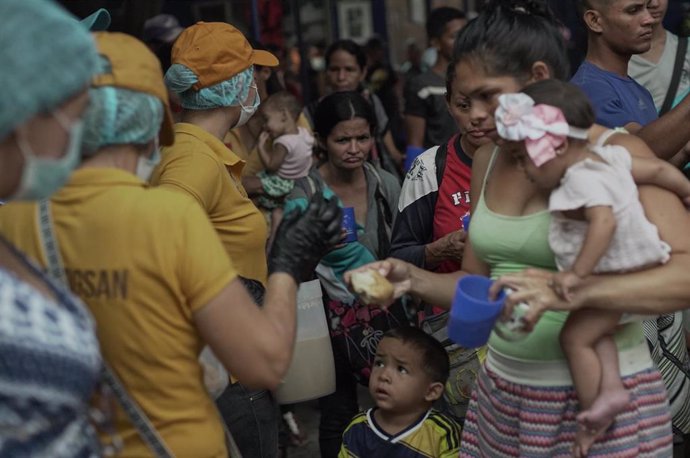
[575,182,690,314]
[493,133,690,325]
[195,274,298,390]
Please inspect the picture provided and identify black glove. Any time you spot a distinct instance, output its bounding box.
[238,276,266,305]
[269,193,342,283]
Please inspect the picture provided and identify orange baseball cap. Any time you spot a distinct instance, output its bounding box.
[91,32,175,146]
[171,22,279,91]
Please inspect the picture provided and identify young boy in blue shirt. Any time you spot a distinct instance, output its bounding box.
[339,327,461,457]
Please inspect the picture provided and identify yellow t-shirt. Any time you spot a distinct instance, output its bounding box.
[0,168,235,458]
[223,129,264,178]
[151,123,268,284]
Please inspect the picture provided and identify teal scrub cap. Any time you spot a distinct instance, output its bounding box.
[0,0,99,140]
[165,64,254,110]
[81,86,163,155]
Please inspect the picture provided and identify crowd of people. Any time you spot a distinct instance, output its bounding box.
[2,0,690,457]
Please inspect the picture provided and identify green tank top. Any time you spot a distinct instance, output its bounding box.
[470,148,644,361]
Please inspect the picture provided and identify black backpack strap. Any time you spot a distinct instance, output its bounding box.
[363,163,394,258]
[660,36,688,116]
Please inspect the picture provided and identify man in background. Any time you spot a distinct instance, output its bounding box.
[403,7,466,169]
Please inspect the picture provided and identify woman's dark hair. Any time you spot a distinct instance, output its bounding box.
[522,80,595,129]
[313,91,376,140]
[450,0,569,88]
[325,39,367,71]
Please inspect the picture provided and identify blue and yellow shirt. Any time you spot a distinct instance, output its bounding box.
[339,408,460,458]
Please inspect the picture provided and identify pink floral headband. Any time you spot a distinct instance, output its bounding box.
[495,93,589,166]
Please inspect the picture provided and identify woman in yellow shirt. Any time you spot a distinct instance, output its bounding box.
[0,0,101,454]
[0,31,341,457]
[150,22,298,456]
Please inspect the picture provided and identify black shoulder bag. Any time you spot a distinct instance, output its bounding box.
[659,36,688,116]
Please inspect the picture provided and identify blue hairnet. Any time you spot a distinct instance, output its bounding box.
[0,0,98,140]
[81,86,163,155]
[165,64,254,110]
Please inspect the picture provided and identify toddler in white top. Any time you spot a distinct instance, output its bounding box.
[495,80,690,458]
[257,91,314,233]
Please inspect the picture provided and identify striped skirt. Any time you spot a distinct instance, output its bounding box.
[460,366,673,457]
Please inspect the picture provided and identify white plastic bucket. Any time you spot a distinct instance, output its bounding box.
[275,280,336,403]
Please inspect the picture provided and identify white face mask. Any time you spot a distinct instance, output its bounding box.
[310,56,325,72]
[10,110,84,201]
[235,83,260,128]
[135,138,161,182]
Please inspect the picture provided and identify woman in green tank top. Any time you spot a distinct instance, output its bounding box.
[346,1,690,456]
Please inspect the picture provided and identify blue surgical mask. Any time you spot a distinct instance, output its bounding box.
[135,138,161,182]
[235,84,260,128]
[10,110,84,201]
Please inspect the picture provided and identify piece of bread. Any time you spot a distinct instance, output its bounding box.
[350,269,394,305]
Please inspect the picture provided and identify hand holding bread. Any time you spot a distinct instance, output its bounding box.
[350,269,395,305]
[344,258,413,307]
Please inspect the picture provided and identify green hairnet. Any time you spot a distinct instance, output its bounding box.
[0,0,98,140]
[165,64,254,110]
[82,86,163,155]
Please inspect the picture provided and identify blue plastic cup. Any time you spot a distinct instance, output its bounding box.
[448,275,506,348]
[404,146,425,172]
[341,207,358,243]
[461,213,471,231]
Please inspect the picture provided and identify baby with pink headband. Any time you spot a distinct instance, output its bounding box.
[495,80,690,457]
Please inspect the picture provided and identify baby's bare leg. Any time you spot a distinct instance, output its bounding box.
[560,308,628,457]
[267,207,283,251]
[578,337,630,428]
[561,308,622,408]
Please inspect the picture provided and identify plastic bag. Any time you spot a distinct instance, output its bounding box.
[199,346,228,399]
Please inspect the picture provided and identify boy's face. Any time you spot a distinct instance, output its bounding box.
[433,19,466,62]
[369,337,443,414]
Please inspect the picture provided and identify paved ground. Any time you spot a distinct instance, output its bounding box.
[285,386,373,458]
[286,399,321,458]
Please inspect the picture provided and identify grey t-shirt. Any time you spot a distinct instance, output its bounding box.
[404,70,456,148]
[629,31,690,111]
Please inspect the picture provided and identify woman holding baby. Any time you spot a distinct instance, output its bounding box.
[348,1,690,456]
